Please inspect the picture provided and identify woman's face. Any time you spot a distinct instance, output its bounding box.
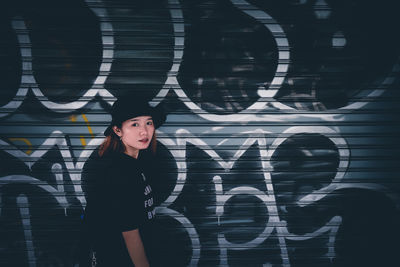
[113,115,155,157]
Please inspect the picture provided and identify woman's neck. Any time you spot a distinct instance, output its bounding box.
[124,148,139,159]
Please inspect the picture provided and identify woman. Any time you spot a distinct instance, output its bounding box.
[78,97,166,267]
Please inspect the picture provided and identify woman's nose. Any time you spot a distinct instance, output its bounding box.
[139,127,147,135]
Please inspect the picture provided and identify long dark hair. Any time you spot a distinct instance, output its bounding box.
[98,124,157,157]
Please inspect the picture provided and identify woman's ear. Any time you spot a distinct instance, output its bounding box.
[112,126,122,137]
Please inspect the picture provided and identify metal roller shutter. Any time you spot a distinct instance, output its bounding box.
[1,0,399,266]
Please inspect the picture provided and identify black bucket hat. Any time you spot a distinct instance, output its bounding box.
[104,97,166,136]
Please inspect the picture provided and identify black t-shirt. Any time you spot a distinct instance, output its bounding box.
[81,152,158,266]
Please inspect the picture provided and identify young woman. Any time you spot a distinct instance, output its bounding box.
[78,98,166,267]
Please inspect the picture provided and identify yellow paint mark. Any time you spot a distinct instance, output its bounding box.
[81,114,94,137]
[69,114,86,146]
[80,137,87,146]
[9,138,33,155]
[70,115,77,122]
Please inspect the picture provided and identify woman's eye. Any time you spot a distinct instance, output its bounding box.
[147,121,153,125]
[132,123,139,127]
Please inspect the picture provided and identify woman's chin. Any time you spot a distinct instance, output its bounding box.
[137,143,150,150]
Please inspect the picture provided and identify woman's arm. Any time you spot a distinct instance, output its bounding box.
[122,229,150,267]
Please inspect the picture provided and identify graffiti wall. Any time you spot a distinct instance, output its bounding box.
[1,0,399,266]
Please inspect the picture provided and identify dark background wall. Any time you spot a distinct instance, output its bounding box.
[1,0,400,266]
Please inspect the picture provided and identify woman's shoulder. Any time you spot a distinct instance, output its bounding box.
[83,153,132,183]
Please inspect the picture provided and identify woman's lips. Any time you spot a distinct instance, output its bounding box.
[139,138,149,143]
